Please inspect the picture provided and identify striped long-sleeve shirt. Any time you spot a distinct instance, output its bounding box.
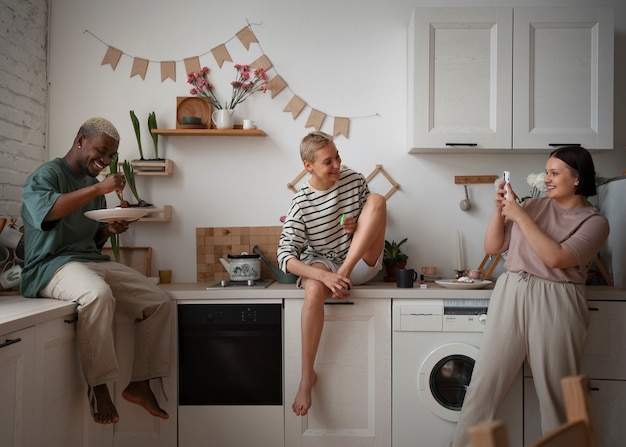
[277,168,369,273]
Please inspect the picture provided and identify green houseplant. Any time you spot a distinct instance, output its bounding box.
[383,238,408,282]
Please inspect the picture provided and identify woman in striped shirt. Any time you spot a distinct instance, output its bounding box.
[278,131,387,417]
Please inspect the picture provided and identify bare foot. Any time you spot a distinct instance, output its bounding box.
[292,373,318,416]
[89,384,119,424]
[122,380,169,419]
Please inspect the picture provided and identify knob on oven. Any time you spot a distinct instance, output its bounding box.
[241,308,257,322]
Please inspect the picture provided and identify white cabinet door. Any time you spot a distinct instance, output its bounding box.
[0,327,35,447]
[408,7,613,152]
[513,7,614,149]
[409,8,513,150]
[32,313,85,447]
[284,299,391,447]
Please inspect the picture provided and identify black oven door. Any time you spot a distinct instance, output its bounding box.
[178,303,283,405]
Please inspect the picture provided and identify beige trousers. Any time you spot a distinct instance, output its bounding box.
[452,271,589,447]
[40,261,171,386]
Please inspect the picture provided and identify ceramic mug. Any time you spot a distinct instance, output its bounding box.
[421,266,437,276]
[0,263,22,290]
[0,224,22,249]
[242,119,256,130]
[396,268,418,288]
[0,245,9,271]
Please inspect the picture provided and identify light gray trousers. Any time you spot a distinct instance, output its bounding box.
[40,261,171,386]
[452,271,589,447]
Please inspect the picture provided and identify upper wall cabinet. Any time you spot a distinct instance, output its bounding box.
[408,7,614,153]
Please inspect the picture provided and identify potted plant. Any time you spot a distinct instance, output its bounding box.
[383,238,408,282]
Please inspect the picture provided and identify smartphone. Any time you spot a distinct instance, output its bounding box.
[503,171,511,199]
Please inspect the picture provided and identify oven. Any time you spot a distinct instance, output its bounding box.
[177,300,284,447]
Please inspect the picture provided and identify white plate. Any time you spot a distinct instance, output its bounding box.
[435,279,493,289]
[84,208,151,222]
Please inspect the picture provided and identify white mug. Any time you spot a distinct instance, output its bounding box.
[0,245,9,271]
[242,119,256,130]
[0,224,22,249]
[0,263,22,290]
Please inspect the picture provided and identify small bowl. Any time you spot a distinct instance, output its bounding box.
[181,116,202,125]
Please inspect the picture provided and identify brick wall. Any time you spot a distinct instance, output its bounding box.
[0,0,48,221]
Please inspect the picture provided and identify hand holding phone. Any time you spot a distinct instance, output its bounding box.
[503,171,511,199]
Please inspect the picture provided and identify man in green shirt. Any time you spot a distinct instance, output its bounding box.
[21,117,171,424]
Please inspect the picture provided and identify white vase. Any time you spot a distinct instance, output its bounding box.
[211,109,235,129]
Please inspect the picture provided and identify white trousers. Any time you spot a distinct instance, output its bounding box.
[40,261,171,386]
[452,271,589,447]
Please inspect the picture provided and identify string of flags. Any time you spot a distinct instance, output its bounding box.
[85,23,380,138]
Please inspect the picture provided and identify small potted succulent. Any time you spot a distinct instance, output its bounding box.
[383,238,408,282]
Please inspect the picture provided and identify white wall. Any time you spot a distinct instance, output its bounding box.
[47,0,626,282]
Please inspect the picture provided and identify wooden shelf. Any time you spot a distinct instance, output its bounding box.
[140,205,172,222]
[151,126,266,137]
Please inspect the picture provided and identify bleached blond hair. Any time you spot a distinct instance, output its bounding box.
[300,131,335,163]
[78,117,120,142]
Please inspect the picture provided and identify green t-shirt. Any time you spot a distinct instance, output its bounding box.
[20,158,110,297]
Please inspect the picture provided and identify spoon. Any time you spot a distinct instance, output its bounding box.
[460,184,472,211]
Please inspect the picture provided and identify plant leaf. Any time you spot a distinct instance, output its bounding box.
[129,110,144,160]
[148,111,158,159]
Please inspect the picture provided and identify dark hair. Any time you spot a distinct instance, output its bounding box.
[548,145,596,197]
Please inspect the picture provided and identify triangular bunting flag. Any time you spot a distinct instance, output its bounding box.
[333,117,350,138]
[211,44,232,68]
[236,27,259,50]
[101,46,122,70]
[184,57,201,76]
[283,96,306,119]
[251,54,272,71]
[267,75,287,98]
[131,57,149,80]
[160,61,176,82]
[305,109,326,130]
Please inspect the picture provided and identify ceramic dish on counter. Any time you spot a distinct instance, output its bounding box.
[435,279,493,289]
[84,208,151,222]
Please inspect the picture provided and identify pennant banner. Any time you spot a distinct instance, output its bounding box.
[305,109,326,130]
[101,46,122,70]
[333,117,350,138]
[160,61,176,82]
[211,44,232,68]
[236,26,259,50]
[131,57,149,79]
[184,57,201,76]
[283,96,306,119]
[86,24,382,138]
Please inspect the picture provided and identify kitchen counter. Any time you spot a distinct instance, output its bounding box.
[160,281,626,301]
[0,295,76,335]
[2,283,623,334]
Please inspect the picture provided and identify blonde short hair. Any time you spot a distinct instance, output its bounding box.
[78,117,120,142]
[300,131,335,163]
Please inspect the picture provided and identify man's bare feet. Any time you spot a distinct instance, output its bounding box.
[122,380,169,419]
[292,373,318,416]
[89,384,119,424]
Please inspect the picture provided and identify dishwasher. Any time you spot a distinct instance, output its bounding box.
[177,300,284,447]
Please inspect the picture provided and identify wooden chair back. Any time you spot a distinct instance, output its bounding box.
[469,375,595,447]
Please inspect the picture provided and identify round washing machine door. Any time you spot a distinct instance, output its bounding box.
[418,342,478,422]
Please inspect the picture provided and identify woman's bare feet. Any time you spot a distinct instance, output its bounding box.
[292,372,318,416]
[89,384,119,424]
[122,380,169,419]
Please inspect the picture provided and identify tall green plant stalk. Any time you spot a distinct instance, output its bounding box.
[108,155,121,263]
[109,153,124,204]
[130,110,145,160]
[148,111,159,159]
[122,160,152,207]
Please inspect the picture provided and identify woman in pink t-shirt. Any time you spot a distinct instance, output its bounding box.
[452,146,609,447]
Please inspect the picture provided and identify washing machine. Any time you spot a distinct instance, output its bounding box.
[392,299,523,447]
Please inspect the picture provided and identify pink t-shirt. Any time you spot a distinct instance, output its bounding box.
[503,197,609,284]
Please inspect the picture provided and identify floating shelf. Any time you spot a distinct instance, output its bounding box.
[151,126,266,137]
[140,205,172,222]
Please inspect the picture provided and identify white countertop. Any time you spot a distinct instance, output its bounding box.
[0,295,76,335]
[2,282,623,334]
